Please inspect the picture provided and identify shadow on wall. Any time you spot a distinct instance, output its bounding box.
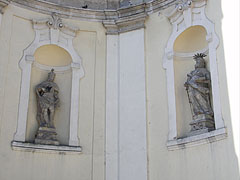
[26,45,72,145]
[173,25,209,138]
[169,1,240,178]
[217,0,240,178]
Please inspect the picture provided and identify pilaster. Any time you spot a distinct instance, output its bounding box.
[105,16,147,180]
[103,12,146,35]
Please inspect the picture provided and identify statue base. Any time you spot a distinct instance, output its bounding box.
[34,127,59,146]
[188,114,215,136]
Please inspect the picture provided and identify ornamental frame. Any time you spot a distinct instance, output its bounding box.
[13,14,84,147]
[163,0,225,143]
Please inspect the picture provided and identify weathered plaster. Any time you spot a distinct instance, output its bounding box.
[13,14,84,147]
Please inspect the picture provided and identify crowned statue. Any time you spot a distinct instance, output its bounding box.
[184,53,215,136]
[34,69,60,145]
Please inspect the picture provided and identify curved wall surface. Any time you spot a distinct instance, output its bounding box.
[0,0,239,180]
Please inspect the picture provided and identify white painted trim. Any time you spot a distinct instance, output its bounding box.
[33,61,71,72]
[14,58,33,142]
[11,141,82,153]
[167,128,227,150]
[0,13,2,29]
[119,29,147,180]
[105,29,147,180]
[69,64,83,146]
[106,35,119,180]
[14,15,84,147]
[163,0,225,142]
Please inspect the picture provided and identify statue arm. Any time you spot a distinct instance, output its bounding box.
[35,86,41,97]
[195,72,211,86]
[198,86,210,94]
[185,76,210,93]
[55,97,60,108]
[195,78,210,84]
[54,89,60,108]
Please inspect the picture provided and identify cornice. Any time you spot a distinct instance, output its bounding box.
[103,13,147,34]
[161,0,206,23]
[32,13,78,37]
[2,0,176,21]
[0,0,178,33]
[0,0,9,14]
[0,0,207,33]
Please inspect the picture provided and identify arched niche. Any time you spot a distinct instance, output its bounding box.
[163,0,226,149]
[34,45,72,66]
[13,15,84,147]
[173,25,210,138]
[26,45,72,145]
[174,25,208,53]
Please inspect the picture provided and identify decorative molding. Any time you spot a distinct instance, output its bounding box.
[103,13,146,34]
[14,14,84,147]
[175,0,193,12]
[2,0,178,33]
[32,14,78,43]
[7,0,175,21]
[162,0,225,142]
[47,13,63,29]
[33,61,71,72]
[0,0,9,14]
[11,141,82,154]
[161,0,206,29]
[167,128,227,151]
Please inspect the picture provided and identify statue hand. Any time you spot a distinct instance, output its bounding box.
[198,87,210,94]
[55,100,60,108]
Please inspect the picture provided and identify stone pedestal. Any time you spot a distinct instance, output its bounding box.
[34,127,59,145]
[188,114,215,136]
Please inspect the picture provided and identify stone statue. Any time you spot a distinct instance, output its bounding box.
[184,53,215,136]
[34,69,60,145]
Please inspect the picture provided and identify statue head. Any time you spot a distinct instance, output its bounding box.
[47,69,56,82]
[193,53,206,68]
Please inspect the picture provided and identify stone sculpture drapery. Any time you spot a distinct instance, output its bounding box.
[34,69,60,145]
[184,53,215,136]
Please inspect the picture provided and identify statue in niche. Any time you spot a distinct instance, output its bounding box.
[184,53,215,136]
[34,69,60,145]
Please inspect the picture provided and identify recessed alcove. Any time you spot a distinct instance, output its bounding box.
[12,15,84,153]
[34,45,72,67]
[26,45,72,145]
[174,25,208,52]
[173,25,210,138]
[163,3,226,150]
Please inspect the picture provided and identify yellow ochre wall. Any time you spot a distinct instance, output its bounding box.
[145,0,239,180]
[0,4,106,180]
[0,0,238,180]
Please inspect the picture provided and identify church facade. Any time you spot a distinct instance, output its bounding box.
[0,0,239,180]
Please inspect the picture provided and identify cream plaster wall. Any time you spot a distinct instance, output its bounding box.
[145,1,239,180]
[34,45,72,67]
[0,1,239,180]
[29,45,73,144]
[0,4,105,180]
[174,25,208,53]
